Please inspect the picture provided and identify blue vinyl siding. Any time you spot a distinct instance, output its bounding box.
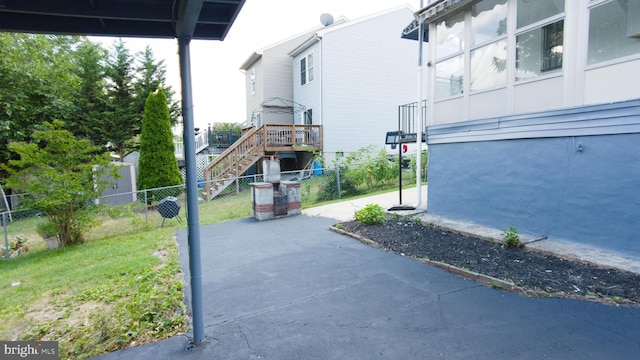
[427,100,640,258]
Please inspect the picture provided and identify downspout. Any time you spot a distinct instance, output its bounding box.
[317,34,323,141]
[414,0,424,209]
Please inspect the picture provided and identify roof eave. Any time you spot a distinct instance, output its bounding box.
[288,35,320,58]
[240,52,262,70]
[416,0,475,24]
[0,0,246,41]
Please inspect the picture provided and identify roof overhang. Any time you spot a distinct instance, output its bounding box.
[289,35,321,58]
[401,18,429,42]
[240,52,262,71]
[0,0,245,40]
[416,0,475,24]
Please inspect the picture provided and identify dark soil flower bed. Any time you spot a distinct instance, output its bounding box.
[335,215,640,307]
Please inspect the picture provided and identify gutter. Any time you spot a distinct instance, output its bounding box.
[414,0,425,210]
[416,0,474,24]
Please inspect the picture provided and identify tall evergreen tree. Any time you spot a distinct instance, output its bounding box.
[134,46,164,113]
[137,88,183,196]
[71,39,108,142]
[134,46,181,127]
[103,38,136,161]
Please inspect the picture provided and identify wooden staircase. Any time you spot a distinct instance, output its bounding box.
[202,124,322,200]
[203,126,264,200]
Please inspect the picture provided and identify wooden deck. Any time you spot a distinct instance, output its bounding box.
[202,124,322,199]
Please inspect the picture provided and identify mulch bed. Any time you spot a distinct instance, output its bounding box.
[334,215,640,307]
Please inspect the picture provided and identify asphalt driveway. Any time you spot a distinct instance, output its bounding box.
[97,214,640,359]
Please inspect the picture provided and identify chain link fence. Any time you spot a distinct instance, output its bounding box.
[2,158,424,258]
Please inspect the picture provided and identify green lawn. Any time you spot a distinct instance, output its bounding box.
[0,172,422,359]
[0,227,187,359]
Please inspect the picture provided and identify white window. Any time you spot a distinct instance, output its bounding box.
[435,54,464,99]
[300,53,314,85]
[515,0,565,81]
[470,0,508,92]
[435,11,465,100]
[436,11,465,59]
[516,0,565,28]
[588,0,640,65]
[471,0,508,46]
[250,68,256,95]
[471,40,507,91]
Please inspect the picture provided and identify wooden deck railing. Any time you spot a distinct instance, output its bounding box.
[259,124,322,151]
[204,126,261,181]
[202,124,322,199]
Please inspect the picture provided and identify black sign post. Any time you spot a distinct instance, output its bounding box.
[386,131,415,211]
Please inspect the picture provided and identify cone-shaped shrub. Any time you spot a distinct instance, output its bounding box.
[137,88,183,200]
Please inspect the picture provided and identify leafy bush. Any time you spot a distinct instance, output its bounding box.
[2,120,117,246]
[354,204,386,225]
[343,146,397,189]
[316,168,358,201]
[314,146,397,202]
[502,227,522,248]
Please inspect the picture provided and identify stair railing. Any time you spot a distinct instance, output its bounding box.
[203,126,264,197]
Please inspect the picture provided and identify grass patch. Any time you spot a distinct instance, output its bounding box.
[0,228,188,359]
[199,191,253,224]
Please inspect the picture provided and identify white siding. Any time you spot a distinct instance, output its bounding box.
[469,88,508,120]
[263,111,293,125]
[261,35,304,101]
[513,76,564,114]
[433,98,464,125]
[293,42,322,126]
[584,58,640,105]
[319,7,418,156]
[244,31,319,125]
[244,60,263,124]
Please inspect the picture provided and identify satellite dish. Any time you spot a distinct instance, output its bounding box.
[320,13,334,26]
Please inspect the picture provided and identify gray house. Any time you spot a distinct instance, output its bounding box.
[416,0,640,258]
[290,5,419,163]
[239,18,347,128]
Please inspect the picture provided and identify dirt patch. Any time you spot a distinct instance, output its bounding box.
[153,250,169,270]
[335,216,640,306]
[66,301,109,328]
[26,295,65,324]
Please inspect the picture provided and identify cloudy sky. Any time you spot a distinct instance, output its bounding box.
[94,0,422,129]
